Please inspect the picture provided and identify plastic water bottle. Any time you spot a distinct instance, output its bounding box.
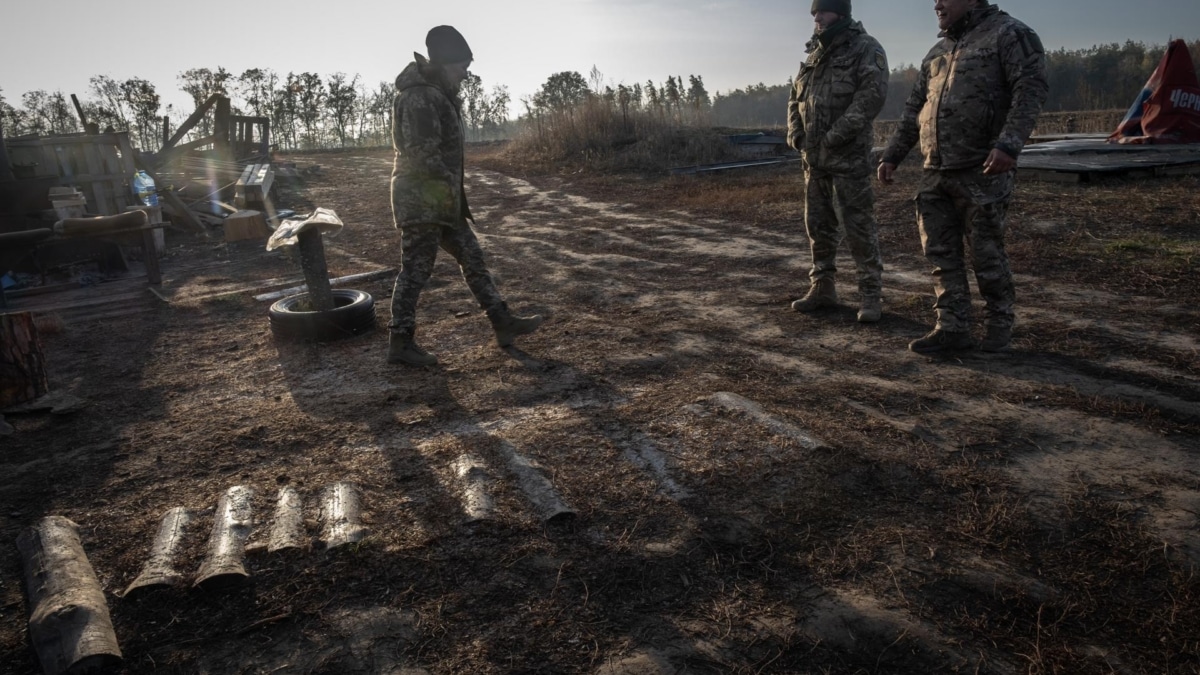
[132,170,159,207]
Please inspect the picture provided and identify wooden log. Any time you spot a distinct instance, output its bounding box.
[0,312,49,408]
[16,516,123,675]
[267,487,307,553]
[223,210,270,242]
[297,228,334,312]
[194,486,254,590]
[55,210,147,238]
[316,483,369,550]
[495,439,576,523]
[451,455,495,523]
[123,507,195,597]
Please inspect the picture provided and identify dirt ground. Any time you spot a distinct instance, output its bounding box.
[2,146,1198,674]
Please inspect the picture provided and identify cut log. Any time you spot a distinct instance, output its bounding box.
[16,516,123,675]
[495,439,576,523]
[0,312,49,408]
[223,210,271,243]
[451,455,495,523]
[317,483,369,550]
[267,487,307,553]
[194,486,254,590]
[123,508,195,597]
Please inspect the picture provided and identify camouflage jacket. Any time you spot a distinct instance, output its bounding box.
[787,22,889,177]
[391,53,472,228]
[882,4,1049,170]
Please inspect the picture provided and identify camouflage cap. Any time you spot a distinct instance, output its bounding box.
[426,26,473,65]
[811,0,850,16]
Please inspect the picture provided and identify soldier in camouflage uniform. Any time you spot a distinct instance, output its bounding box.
[388,26,542,366]
[879,0,1048,353]
[787,0,889,323]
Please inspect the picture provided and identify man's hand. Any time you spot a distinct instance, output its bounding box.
[983,148,1016,175]
[877,162,897,185]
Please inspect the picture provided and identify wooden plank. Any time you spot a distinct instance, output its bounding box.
[81,145,111,213]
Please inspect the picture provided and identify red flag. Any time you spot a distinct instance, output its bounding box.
[1110,40,1200,144]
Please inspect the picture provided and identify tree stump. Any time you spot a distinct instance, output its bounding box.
[1,312,49,408]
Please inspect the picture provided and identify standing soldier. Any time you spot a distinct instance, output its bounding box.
[388,26,543,366]
[878,0,1048,353]
[787,0,889,323]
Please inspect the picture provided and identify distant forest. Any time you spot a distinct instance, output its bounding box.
[1,40,1196,152]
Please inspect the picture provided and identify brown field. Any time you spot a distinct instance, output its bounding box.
[1,145,1198,674]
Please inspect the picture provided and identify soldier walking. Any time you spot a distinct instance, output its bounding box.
[878,0,1048,353]
[388,26,542,366]
[787,0,889,323]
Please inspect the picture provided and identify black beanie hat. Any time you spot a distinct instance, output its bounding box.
[811,0,851,16]
[426,26,473,65]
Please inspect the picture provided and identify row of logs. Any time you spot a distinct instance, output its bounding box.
[17,483,368,675]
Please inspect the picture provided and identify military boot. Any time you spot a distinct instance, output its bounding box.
[857,296,882,323]
[981,325,1013,352]
[488,303,544,347]
[387,329,438,366]
[908,329,973,354]
[791,278,838,313]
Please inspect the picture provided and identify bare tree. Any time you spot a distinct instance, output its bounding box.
[326,72,360,148]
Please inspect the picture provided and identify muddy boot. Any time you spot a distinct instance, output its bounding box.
[981,325,1013,352]
[909,329,973,354]
[791,278,838,313]
[387,330,438,366]
[488,304,544,347]
[857,296,882,323]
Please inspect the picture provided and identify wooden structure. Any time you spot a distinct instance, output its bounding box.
[156,94,270,167]
[0,312,49,407]
[1019,139,1200,182]
[5,132,138,215]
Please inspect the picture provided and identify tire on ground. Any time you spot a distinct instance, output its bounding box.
[269,289,376,342]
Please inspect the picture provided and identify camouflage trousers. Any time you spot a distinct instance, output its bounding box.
[389,220,504,334]
[915,168,1015,333]
[804,172,883,298]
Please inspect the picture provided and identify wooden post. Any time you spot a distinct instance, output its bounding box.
[214,96,232,163]
[17,516,123,675]
[70,94,89,132]
[297,228,335,311]
[0,312,49,408]
[161,116,170,151]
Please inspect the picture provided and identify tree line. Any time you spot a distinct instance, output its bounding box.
[1,39,1196,151]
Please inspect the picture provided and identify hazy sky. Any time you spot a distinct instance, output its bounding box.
[2,0,1197,116]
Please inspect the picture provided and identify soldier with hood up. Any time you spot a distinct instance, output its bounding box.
[879,0,1048,354]
[387,26,543,366]
[787,0,889,323]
